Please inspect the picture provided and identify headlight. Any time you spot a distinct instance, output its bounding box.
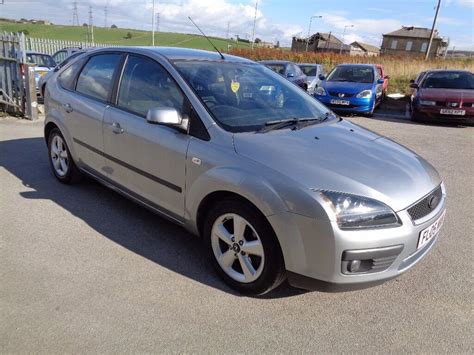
[420,100,436,106]
[317,191,401,230]
[356,89,372,98]
[315,87,326,96]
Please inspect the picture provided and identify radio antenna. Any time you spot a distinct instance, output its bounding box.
[188,17,225,60]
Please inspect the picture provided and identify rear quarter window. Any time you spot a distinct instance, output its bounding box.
[57,58,87,91]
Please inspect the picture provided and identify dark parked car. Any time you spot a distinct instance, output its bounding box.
[259,60,307,90]
[52,47,82,65]
[410,70,474,124]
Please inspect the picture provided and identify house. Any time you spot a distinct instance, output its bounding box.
[381,26,448,58]
[292,32,351,54]
[350,41,380,57]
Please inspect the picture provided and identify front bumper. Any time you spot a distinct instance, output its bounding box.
[316,95,374,114]
[268,187,446,291]
[413,106,474,124]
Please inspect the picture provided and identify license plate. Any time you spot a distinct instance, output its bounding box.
[417,210,445,250]
[440,109,465,116]
[330,99,350,105]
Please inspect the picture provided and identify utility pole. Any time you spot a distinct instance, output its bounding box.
[305,15,322,52]
[72,1,79,26]
[251,0,258,49]
[425,0,441,60]
[339,25,353,54]
[88,5,94,44]
[156,13,160,32]
[104,6,108,29]
[152,0,155,46]
[226,22,230,39]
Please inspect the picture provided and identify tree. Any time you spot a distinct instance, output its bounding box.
[111,24,118,29]
[275,40,280,48]
[254,37,262,44]
[18,29,29,35]
[124,32,132,39]
[82,23,88,27]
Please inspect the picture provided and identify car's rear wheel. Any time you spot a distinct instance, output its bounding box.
[204,199,286,295]
[47,128,82,184]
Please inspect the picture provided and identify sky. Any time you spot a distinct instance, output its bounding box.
[1,0,473,49]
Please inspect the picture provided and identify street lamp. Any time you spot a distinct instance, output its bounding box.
[339,24,354,54]
[306,15,323,52]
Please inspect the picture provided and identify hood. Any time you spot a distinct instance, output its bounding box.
[322,80,373,95]
[419,88,474,101]
[233,120,441,211]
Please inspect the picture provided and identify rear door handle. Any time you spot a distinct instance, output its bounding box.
[63,103,73,113]
[111,122,124,134]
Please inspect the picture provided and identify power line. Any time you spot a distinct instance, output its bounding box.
[104,5,108,29]
[72,1,79,26]
[88,5,94,44]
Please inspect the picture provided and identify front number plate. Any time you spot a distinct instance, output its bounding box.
[440,109,465,116]
[417,210,446,250]
[330,99,350,105]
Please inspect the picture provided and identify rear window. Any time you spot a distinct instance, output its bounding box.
[76,54,122,101]
[298,65,317,76]
[26,54,56,68]
[264,64,286,75]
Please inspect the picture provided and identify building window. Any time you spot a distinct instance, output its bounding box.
[406,41,413,51]
[391,40,398,49]
[420,42,428,52]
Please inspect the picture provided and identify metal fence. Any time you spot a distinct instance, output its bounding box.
[0,32,119,118]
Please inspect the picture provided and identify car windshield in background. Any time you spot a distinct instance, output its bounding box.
[263,64,286,75]
[27,54,56,68]
[327,66,374,83]
[299,65,317,77]
[174,61,332,132]
[422,72,474,90]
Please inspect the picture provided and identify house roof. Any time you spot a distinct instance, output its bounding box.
[350,41,380,53]
[383,26,442,39]
[309,32,343,45]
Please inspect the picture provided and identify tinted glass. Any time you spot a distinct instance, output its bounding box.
[26,54,56,68]
[264,64,286,75]
[299,65,318,76]
[58,58,87,91]
[53,51,67,64]
[422,72,474,89]
[76,54,121,101]
[174,61,332,133]
[327,66,374,83]
[118,55,185,117]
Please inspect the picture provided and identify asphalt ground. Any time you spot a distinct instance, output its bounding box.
[1,113,472,353]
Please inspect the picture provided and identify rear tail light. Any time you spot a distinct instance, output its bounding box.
[19,63,25,76]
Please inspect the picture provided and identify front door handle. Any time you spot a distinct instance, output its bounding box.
[111,122,124,134]
[63,103,73,113]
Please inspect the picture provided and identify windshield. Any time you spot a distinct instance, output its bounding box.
[299,65,318,77]
[174,61,333,132]
[327,66,374,83]
[26,53,56,68]
[422,72,474,90]
[262,63,286,75]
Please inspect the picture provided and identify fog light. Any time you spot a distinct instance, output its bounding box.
[348,260,361,273]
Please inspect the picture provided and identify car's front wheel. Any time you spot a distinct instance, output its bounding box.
[47,128,82,184]
[204,199,286,295]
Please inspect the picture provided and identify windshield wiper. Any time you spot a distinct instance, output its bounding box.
[258,117,320,133]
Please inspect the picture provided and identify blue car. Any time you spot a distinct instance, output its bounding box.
[315,64,384,116]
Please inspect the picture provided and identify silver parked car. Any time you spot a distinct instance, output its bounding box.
[298,63,325,95]
[44,47,446,295]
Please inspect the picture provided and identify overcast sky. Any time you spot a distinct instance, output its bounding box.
[1,0,473,49]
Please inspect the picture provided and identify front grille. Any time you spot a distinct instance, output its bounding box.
[407,185,442,221]
[329,91,355,98]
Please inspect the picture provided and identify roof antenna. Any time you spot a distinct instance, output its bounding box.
[188,16,225,60]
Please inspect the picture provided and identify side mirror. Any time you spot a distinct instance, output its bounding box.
[384,75,390,80]
[377,79,385,84]
[146,107,189,131]
[409,83,419,89]
[319,74,326,81]
[409,79,415,84]
[286,72,294,78]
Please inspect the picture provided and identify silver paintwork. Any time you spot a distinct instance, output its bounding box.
[44,47,445,288]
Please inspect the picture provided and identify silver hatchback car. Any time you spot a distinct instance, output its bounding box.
[44,47,446,295]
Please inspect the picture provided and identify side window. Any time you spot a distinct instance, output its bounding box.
[58,58,87,91]
[117,55,185,117]
[406,41,413,51]
[76,54,121,102]
[53,51,66,64]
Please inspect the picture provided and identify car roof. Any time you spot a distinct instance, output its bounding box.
[298,63,322,66]
[424,69,472,74]
[88,46,255,63]
[259,60,291,65]
[337,63,376,68]
[25,51,53,57]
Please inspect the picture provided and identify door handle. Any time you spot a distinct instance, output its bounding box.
[63,103,73,113]
[111,122,124,134]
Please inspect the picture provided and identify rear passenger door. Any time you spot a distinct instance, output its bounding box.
[103,54,190,220]
[61,53,123,174]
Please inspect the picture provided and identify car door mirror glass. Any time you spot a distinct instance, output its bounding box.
[377,79,385,84]
[146,107,189,131]
[319,74,326,80]
[409,83,419,89]
[286,72,294,78]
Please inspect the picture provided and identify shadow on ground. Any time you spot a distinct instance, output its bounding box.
[0,136,306,299]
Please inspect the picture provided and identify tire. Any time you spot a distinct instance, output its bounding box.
[203,199,286,295]
[47,128,82,184]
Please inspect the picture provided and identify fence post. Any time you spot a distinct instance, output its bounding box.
[24,64,38,120]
